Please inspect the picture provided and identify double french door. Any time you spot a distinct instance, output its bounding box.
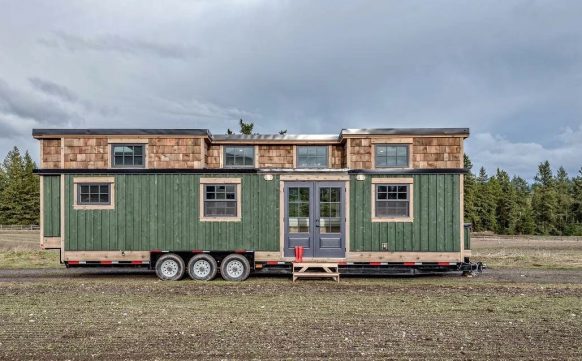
[284,182,345,258]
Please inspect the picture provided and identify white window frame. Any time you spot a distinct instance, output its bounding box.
[73,177,115,210]
[199,178,242,222]
[371,177,414,222]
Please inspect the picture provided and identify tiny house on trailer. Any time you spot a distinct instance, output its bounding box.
[33,128,476,281]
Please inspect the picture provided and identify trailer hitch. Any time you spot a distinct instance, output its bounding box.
[459,261,485,276]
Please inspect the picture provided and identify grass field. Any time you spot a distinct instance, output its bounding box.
[0,231,580,359]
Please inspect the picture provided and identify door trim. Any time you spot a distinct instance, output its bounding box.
[279,178,350,260]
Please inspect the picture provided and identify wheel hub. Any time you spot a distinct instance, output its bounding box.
[193,260,211,278]
[160,259,179,278]
[226,260,244,278]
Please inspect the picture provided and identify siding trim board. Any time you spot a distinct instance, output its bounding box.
[34,168,469,175]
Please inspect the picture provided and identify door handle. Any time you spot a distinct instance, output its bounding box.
[315,219,320,227]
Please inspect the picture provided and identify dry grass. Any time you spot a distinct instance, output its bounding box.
[0,230,59,269]
[472,237,582,269]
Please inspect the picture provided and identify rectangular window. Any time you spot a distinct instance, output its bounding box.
[77,183,111,205]
[375,144,409,168]
[297,146,328,168]
[112,144,145,168]
[204,184,238,217]
[224,146,254,167]
[375,184,409,217]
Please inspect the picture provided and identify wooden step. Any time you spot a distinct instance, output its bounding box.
[293,262,339,268]
[293,272,340,277]
[292,262,340,282]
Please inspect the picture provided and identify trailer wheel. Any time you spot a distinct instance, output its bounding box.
[155,254,185,281]
[220,254,251,281]
[187,254,218,281]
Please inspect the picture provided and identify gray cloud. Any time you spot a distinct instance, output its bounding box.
[29,77,78,103]
[0,79,78,129]
[39,32,202,60]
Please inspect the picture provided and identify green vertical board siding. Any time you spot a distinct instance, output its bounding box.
[43,176,60,237]
[64,174,280,251]
[350,174,461,252]
[464,224,471,250]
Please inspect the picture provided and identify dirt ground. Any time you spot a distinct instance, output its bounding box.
[0,232,581,360]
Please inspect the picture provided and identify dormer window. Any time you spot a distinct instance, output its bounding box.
[375,144,409,168]
[111,144,145,168]
[223,146,255,167]
[296,146,329,168]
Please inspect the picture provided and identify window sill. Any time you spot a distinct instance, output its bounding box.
[199,216,242,222]
[371,217,414,223]
[73,204,115,210]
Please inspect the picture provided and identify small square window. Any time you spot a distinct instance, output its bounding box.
[112,144,145,168]
[77,183,111,205]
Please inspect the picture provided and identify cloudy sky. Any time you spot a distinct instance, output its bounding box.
[1,0,581,179]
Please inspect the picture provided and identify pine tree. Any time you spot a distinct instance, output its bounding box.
[474,167,497,232]
[0,147,26,225]
[0,163,5,224]
[495,169,519,234]
[511,176,536,234]
[555,166,572,235]
[20,152,40,225]
[239,118,254,135]
[463,154,479,227]
[570,168,582,235]
[531,161,559,235]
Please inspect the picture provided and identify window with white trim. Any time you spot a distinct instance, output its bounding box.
[199,178,242,222]
[78,184,111,205]
[375,184,409,217]
[73,177,115,210]
[204,184,237,217]
[371,177,414,222]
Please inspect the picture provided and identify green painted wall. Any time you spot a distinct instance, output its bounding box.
[62,173,462,253]
[350,174,461,252]
[64,174,280,251]
[43,176,61,237]
[464,224,471,250]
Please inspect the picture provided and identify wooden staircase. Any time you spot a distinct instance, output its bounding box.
[292,262,340,282]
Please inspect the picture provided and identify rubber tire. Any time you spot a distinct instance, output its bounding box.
[155,253,186,281]
[187,254,218,281]
[220,254,251,282]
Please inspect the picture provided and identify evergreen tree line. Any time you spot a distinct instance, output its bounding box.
[464,155,582,236]
[0,147,40,225]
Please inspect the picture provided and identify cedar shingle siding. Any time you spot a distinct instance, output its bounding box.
[39,131,465,170]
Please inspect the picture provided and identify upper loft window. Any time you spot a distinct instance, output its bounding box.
[224,146,254,167]
[112,144,145,168]
[375,144,409,168]
[297,146,328,168]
